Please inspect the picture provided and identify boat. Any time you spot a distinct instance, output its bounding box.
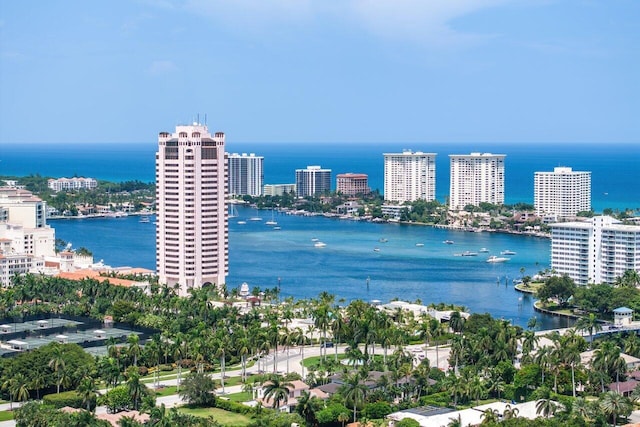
[237,221,247,225]
[373,247,380,252]
[479,248,489,253]
[228,204,239,218]
[461,251,478,256]
[139,216,150,223]
[311,238,319,242]
[314,242,327,248]
[379,238,388,243]
[249,217,263,221]
[273,226,281,230]
[486,256,510,263]
[265,209,278,226]
[443,240,454,245]
[500,250,517,255]
[415,243,424,247]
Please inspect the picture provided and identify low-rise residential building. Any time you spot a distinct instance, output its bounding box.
[264,184,296,197]
[47,177,98,192]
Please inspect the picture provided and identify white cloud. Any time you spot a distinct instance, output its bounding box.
[149,60,178,75]
[169,0,509,47]
[347,0,509,47]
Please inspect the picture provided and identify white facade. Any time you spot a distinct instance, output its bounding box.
[295,166,331,197]
[156,123,228,296]
[47,177,98,192]
[449,153,505,210]
[534,167,591,218]
[228,153,264,196]
[0,187,56,286]
[264,184,296,197]
[383,151,436,203]
[551,216,640,286]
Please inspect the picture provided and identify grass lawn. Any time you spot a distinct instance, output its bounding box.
[178,407,252,426]
[153,385,178,397]
[0,411,14,421]
[302,354,348,368]
[226,392,252,402]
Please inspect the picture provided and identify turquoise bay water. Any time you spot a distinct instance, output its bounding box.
[51,207,568,329]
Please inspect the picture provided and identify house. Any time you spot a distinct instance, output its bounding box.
[257,380,328,412]
[581,350,640,370]
[315,371,427,397]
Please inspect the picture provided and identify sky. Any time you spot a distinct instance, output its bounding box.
[0,0,639,145]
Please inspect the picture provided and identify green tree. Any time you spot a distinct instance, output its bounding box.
[600,391,632,427]
[339,372,368,423]
[76,376,98,411]
[48,344,67,394]
[178,371,216,407]
[537,275,577,307]
[263,375,293,410]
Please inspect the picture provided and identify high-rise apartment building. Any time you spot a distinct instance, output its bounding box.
[295,166,331,197]
[156,123,228,296]
[551,216,640,286]
[383,151,436,203]
[449,153,505,210]
[337,173,369,196]
[534,167,591,219]
[228,153,264,197]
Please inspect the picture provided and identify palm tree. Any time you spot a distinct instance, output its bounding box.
[535,388,557,419]
[337,412,350,427]
[480,408,499,424]
[76,376,98,411]
[600,391,632,427]
[2,373,29,410]
[125,366,146,411]
[262,375,293,410]
[48,344,66,394]
[340,371,368,423]
[502,404,519,420]
[127,334,142,367]
[574,313,602,349]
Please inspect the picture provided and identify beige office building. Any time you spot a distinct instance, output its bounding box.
[156,123,228,296]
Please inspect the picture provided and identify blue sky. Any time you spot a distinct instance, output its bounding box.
[1,0,638,144]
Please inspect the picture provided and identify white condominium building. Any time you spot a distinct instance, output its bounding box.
[0,187,55,286]
[228,153,264,197]
[449,153,505,210]
[534,167,591,219]
[47,177,98,192]
[264,184,296,197]
[156,123,228,296]
[551,216,640,286]
[295,166,331,197]
[383,151,436,203]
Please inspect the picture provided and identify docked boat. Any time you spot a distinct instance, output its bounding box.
[443,240,454,245]
[486,256,509,263]
[314,242,327,248]
[501,250,517,255]
[479,248,489,253]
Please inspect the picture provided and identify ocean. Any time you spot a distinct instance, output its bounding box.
[2,142,639,212]
[4,141,640,329]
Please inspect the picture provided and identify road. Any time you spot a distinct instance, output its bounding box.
[0,342,451,426]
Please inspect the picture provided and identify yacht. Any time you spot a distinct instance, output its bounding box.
[237,220,247,225]
[461,251,478,256]
[314,242,327,248]
[501,250,517,255]
[479,248,489,253]
[415,243,424,247]
[486,255,510,263]
[265,209,278,226]
[373,247,381,252]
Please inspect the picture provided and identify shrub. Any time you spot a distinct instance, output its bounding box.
[362,401,392,419]
[42,390,93,410]
[138,366,149,376]
[215,398,255,415]
[159,364,174,372]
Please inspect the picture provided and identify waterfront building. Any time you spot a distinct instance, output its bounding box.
[551,216,640,286]
[383,150,436,203]
[264,184,296,197]
[156,123,228,296]
[534,166,591,219]
[295,166,331,197]
[0,187,55,286]
[227,152,264,197]
[381,204,411,221]
[336,173,369,196]
[47,177,98,192]
[449,152,505,210]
